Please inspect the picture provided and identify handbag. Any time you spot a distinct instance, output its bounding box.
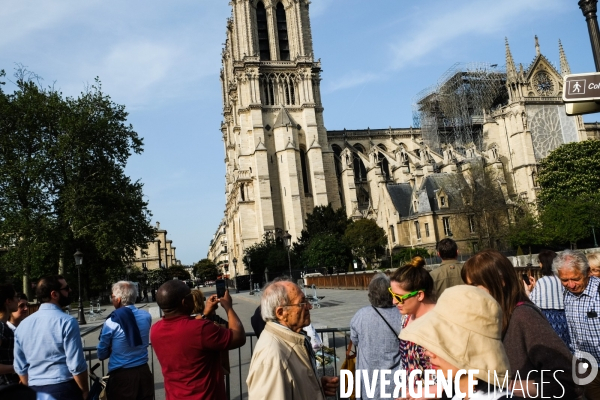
[340,340,357,400]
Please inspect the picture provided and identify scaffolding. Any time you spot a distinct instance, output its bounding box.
[412,62,508,154]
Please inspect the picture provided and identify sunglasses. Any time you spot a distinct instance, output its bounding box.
[388,287,423,304]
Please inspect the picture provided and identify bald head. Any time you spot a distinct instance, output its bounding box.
[156,280,191,313]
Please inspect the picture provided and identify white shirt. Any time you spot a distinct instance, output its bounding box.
[6,321,16,332]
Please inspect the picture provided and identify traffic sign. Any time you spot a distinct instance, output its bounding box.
[563,72,600,102]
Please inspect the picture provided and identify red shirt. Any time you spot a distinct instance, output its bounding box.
[151,315,232,400]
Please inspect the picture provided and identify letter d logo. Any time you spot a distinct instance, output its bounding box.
[573,351,599,386]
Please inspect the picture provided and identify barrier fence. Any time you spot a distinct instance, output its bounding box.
[227,327,350,400]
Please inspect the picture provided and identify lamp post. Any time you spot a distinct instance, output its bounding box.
[248,255,253,295]
[283,231,292,278]
[73,249,86,325]
[126,265,132,281]
[233,257,239,293]
[579,0,600,71]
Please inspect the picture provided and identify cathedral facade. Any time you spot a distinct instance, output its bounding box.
[213,0,591,277]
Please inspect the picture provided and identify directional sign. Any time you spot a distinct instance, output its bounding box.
[563,72,600,102]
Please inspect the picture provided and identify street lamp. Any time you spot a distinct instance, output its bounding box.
[248,255,254,295]
[233,257,239,293]
[126,265,132,281]
[283,231,292,278]
[73,249,86,325]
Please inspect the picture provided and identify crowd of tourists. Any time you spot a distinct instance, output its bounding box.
[0,238,599,400]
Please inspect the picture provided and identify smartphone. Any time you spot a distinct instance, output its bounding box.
[216,279,226,298]
[522,274,530,285]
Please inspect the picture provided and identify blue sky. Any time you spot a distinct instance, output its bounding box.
[1,0,596,264]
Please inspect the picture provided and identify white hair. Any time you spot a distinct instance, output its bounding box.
[552,250,589,275]
[260,281,292,322]
[112,281,138,305]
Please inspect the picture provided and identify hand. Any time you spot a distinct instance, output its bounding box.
[219,289,233,312]
[203,294,219,316]
[321,375,339,397]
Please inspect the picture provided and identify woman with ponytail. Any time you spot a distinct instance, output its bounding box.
[389,256,436,376]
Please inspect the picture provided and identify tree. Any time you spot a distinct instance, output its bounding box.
[536,141,600,248]
[392,247,431,268]
[0,68,155,295]
[344,218,387,267]
[244,232,289,281]
[537,140,600,206]
[194,259,220,281]
[506,202,543,252]
[303,232,352,271]
[293,204,353,270]
[166,266,191,281]
[452,159,510,250]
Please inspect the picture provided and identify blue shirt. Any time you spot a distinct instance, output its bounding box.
[13,303,87,386]
[564,276,600,362]
[97,305,151,372]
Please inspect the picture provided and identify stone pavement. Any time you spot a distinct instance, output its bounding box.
[80,287,374,400]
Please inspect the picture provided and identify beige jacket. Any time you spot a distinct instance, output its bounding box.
[429,259,464,299]
[246,321,325,400]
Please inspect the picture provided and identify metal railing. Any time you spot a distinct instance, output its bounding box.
[82,345,156,400]
[227,327,350,400]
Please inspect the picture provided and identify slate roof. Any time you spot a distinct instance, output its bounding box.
[386,183,412,218]
[421,173,467,212]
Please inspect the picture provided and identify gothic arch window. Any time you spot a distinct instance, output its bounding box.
[240,184,246,201]
[275,2,290,61]
[531,170,538,188]
[300,147,310,194]
[352,145,367,182]
[332,144,343,177]
[377,152,390,181]
[256,2,270,61]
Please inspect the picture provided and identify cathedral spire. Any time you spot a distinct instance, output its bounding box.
[535,35,540,56]
[559,39,571,76]
[505,37,517,83]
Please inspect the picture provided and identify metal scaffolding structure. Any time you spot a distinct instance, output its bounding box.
[412,62,508,153]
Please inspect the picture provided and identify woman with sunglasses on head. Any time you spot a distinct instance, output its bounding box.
[390,256,436,380]
[461,250,579,399]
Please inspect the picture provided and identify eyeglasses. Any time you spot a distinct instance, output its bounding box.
[59,286,70,292]
[388,287,423,304]
[283,302,311,309]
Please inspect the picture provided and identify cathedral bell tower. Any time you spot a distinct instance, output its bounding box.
[221,0,341,264]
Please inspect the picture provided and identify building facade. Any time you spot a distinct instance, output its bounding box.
[217,1,591,265]
[207,218,229,278]
[134,221,179,271]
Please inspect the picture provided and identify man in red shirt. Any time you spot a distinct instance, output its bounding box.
[151,280,245,400]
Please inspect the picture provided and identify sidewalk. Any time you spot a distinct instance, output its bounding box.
[81,288,373,400]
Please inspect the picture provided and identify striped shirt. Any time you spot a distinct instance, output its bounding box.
[564,276,600,362]
[530,275,565,310]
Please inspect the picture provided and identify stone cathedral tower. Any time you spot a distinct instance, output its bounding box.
[221,0,341,268]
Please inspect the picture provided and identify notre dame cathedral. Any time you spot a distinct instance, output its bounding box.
[209,0,596,278]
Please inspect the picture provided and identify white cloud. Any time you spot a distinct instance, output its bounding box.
[324,70,381,93]
[389,0,565,70]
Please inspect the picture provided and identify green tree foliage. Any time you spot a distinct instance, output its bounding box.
[194,259,220,281]
[344,218,387,266]
[244,233,289,280]
[166,266,191,281]
[392,247,431,268]
[146,269,169,288]
[303,232,351,271]
[537,140,600,206]
[537,141,600,248]
[0,68,155,293]
[506,201,543,250]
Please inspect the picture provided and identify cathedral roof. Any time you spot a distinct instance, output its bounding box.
[421,173,467,212]
[386,183,412,217]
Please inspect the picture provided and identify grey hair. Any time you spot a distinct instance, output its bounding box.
[112,281,138,305]
[368,273,393,308]
[552,250,589,275]
[260,281,291,322]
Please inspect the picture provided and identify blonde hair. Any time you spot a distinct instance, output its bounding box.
[190,289,205,315]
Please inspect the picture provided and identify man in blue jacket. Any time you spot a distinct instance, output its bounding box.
[97,281,153,400]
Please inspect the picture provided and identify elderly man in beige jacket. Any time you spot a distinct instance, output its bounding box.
[247,281,338,399]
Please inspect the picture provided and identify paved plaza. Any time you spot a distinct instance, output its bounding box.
[79,287,373,400]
